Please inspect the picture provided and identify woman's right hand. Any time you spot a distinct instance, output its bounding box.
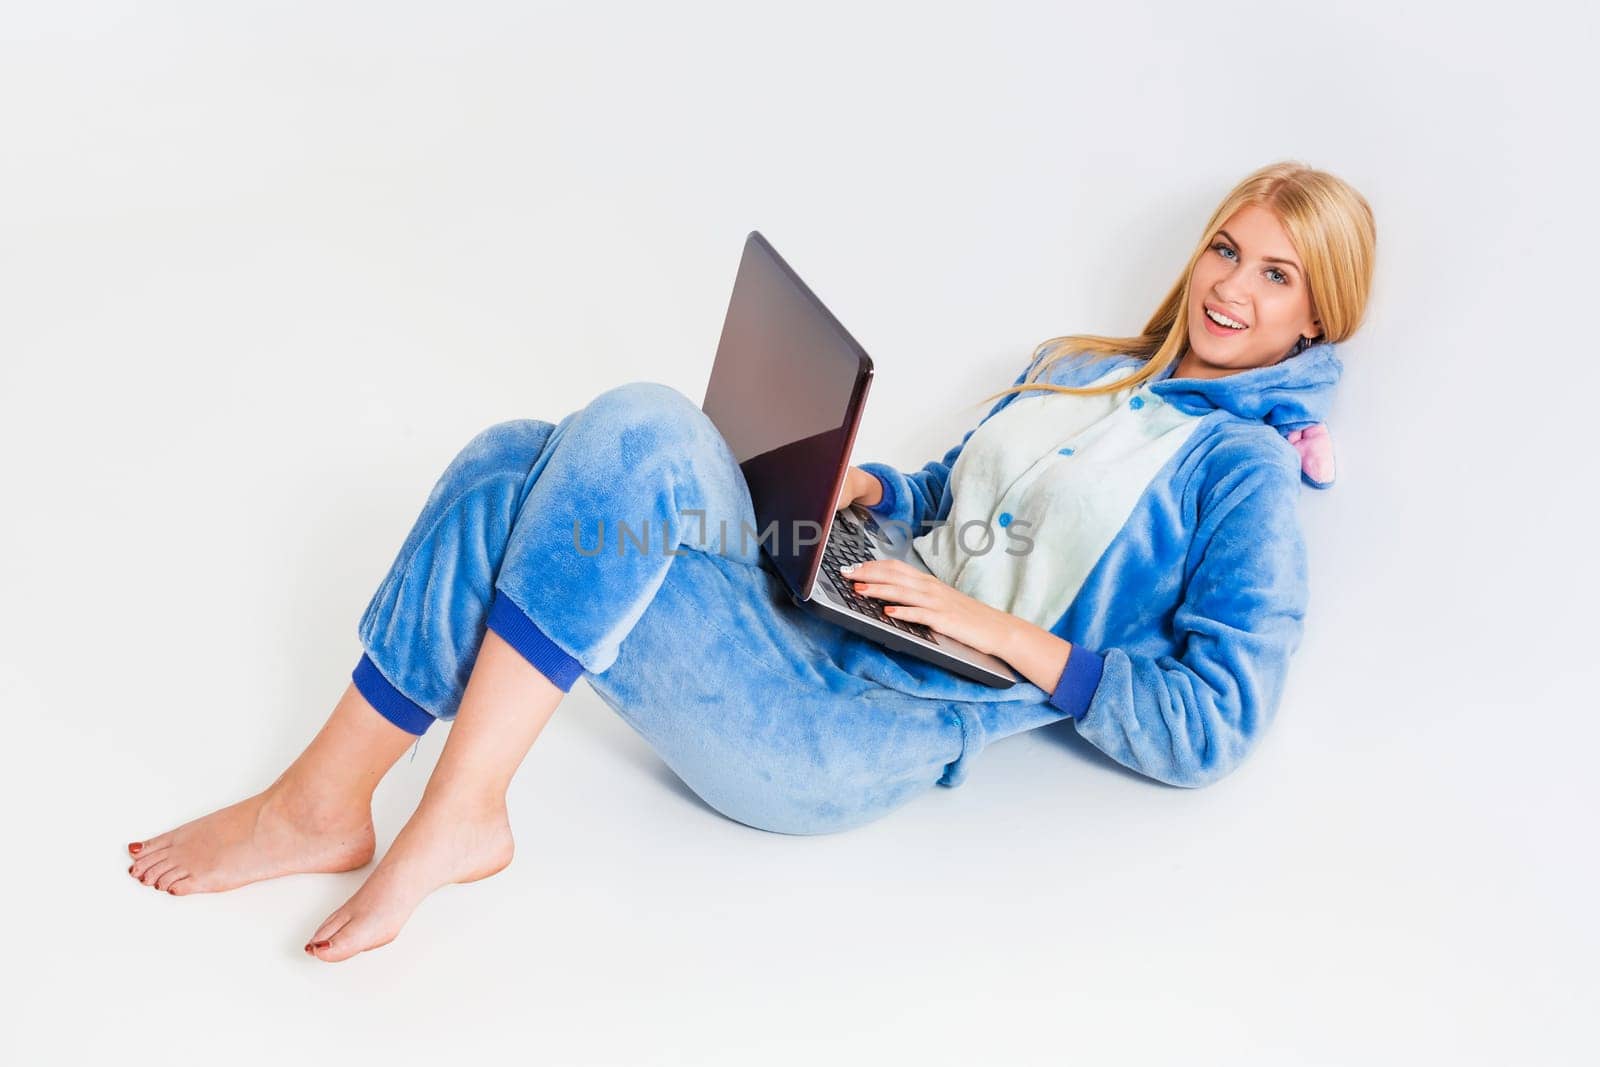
[834,466,886,514]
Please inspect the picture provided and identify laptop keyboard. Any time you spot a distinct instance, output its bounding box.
[820,513,936,641]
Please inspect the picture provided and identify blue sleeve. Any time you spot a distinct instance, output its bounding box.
[1070,457,1310,787]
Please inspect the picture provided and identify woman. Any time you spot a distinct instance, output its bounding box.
[124,160,1376,963]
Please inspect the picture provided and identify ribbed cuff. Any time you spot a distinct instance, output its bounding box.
[1047,642,1106,721]
[857,462,902,523]
[352,653,436,735]
[485,590,586,691]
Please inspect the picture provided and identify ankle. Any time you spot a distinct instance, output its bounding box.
[264,769,374,827]
[417,779,508,822]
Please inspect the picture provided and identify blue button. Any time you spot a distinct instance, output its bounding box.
[1129,395,1145,410]
[997,512,1012,527]
[1058,446,1075,455]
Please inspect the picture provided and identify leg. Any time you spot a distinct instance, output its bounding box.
[307,382,762,960]
[127,418,561,893]
[127,683,418,894]
[305,630,557,959]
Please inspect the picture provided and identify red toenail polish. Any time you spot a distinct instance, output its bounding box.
[128,865,134,874]
[167,887,176,895]
[128,842,142,855]
[314,940,331,949]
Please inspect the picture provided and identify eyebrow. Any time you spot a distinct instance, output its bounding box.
[1217,230,1302,272]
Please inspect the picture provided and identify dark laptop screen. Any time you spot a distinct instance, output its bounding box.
[700,231,872,600]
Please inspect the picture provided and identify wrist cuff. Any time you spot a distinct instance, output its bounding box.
[1047,642,1106,721]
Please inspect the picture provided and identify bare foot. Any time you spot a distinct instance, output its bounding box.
[304,794,513,962]
[127,775,376,895]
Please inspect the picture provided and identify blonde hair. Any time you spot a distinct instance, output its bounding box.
[982,160,1377,407]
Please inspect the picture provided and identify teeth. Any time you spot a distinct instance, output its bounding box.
[1205,308,1246,329]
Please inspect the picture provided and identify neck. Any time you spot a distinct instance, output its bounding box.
[1170,348,1228,381]
[1172,344,1298,381]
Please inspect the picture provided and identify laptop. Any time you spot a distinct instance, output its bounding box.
[700,230,1017,689]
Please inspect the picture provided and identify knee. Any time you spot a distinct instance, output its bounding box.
[440,418,553,493]
[578,381,712,463]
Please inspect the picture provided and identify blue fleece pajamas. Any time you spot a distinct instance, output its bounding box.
[350,382,1068,836]
[352,338,1339,832]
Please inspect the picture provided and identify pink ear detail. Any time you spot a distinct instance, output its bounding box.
[1286,423,1335,483]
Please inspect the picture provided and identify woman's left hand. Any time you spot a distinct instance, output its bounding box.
[841,558,1014,656]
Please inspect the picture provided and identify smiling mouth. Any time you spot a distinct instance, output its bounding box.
[1204,307,1248,330]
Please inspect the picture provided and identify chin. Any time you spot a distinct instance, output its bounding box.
[1188,314,1280,370]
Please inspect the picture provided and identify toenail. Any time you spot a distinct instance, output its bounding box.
[167,887,176,895]
[128,865,134,874]
[128,842,142,855]
[313,940,331,949]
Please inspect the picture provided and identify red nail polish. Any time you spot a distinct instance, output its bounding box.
[167,887,176,895]
[128,842,142,855]
[314,939,331,949]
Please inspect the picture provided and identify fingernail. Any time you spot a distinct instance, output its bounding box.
[128,842,142,855]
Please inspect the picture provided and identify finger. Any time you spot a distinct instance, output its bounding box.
[852,580,933,606]
[843,558,921,581]
[881,603,940,630]
[851,582,907,605]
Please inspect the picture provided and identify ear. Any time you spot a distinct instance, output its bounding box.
[1283,422,1336,489]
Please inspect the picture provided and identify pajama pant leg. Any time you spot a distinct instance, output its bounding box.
[351,381,1065,835]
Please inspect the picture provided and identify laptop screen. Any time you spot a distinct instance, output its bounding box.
[700,231,873,600]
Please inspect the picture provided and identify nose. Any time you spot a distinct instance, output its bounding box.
[1212,270,1250,310]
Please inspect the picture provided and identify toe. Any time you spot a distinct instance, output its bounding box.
[154,866,189,892]
[140,858,177,887]
[129,847,169,878]
[166,875,195,896]
[313,922,393,963]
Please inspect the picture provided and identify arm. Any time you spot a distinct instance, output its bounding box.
[1064,458,1310,787]
[850,348,1315,786]
[990,620,1101,718]
[847,450,1309,788]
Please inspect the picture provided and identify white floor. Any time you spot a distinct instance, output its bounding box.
[12,600,1591,1065]
[4,3,1595,1064]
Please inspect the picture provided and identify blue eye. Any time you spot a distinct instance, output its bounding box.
[1213,242,1289,285]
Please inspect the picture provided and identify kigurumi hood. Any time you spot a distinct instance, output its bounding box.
[1150,340,1343,489]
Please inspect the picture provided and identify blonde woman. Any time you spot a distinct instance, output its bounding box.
[125,160,1376,963]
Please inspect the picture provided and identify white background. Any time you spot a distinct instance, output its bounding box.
[3,2,1596,1064]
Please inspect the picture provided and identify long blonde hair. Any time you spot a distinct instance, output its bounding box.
[982,160,1377,407]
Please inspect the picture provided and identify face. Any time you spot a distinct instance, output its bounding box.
[1178,203,1321,380]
